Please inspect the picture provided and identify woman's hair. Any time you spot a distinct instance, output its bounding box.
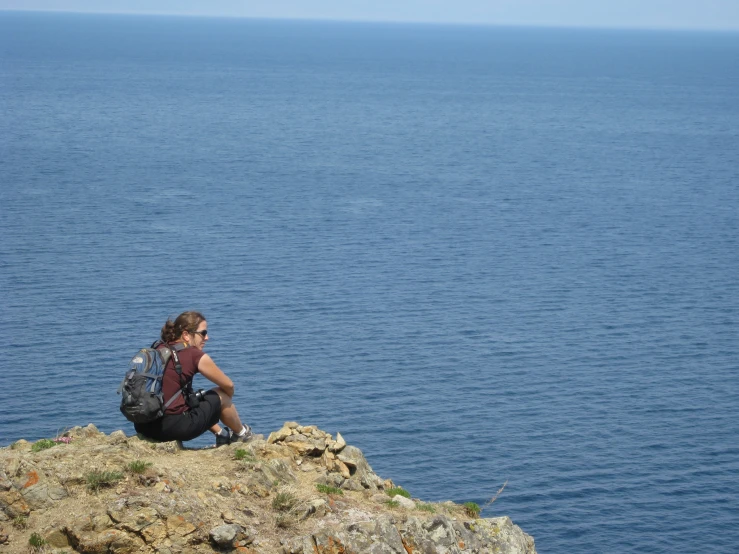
[161,311,206,343]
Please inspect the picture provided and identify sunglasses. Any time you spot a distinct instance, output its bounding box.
[191,330,208,338]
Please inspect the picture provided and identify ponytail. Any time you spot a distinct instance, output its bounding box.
[160,311,206,343]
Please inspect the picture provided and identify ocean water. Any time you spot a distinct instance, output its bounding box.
[1,11,738,553]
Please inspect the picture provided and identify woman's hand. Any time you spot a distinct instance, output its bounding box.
[198,354,235,397]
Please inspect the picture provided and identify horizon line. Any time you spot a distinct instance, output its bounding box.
[2,8,739,34]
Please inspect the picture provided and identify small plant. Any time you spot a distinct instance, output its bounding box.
[31,439,57,453]
[418,503,436,513]
[126,460,152,474]
[86,470,123,491]
[12,514,28,529]
[463,502,481,518]
[315,483,343,495]
[385,487,411,499]
[272,491,297,512]
[384,499,400,508]
[234,449,255,461]
[275,513,296,529]
[29,532,46,547]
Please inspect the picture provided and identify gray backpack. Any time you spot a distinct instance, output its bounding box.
[118,341,187,424]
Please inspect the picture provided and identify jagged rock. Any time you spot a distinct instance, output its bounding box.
[107,504,126,524]
[322,455,335,472]
[0,423,537,554]
[109,530,147,554]
[341,478,364,492]
[68,528,142,554]
[313,516,406,553]
[20,478,68,508]
[242,474,272,498]
[45,528,71,547]
[108,430,127,444]
[450,520,485,552]
[298,498,329,520]
[392,495,416,510]
[0,490,30,518]
[152,440,183,453]
[166,514,197,536]
[335,459,351,479]
[267,425,293,444]
[90,514,113,531]
[10,440,30,451]
[118,507,159,533]
[336,445,382,490]
[282,535,315,553]
[317,472,344,489]
[84,423,103,437]
[241,526,258,545]
[328,432,346,453]
[257,458,297,486]
[283,435,326,456]
[398,515,459,552]
[10,460,36,486]
[2,463,18,480]
[0,470,10,491]
[210,523,243,547]
[141,521,168,544]
[469,516,538,553]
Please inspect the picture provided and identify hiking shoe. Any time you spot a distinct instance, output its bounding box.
[215,429,232,447]
[231,425,254,443]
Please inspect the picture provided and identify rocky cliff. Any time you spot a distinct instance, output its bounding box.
[0,423,537,554]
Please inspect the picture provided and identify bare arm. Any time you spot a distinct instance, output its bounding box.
[198,354,234,397]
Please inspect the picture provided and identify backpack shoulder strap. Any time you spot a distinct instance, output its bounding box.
[156,341,189,409]
[162,388,184,409]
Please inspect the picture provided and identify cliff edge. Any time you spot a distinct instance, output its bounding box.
[0,423,536,554]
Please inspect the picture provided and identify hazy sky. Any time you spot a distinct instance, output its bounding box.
[2,0,739,31]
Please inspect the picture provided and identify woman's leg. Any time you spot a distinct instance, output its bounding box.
[136,411,212,443]
[211,386,247,434]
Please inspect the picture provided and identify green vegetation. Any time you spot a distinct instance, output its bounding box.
[234,449,255,462]
[86,470,124,491]
[125,460,152,474]
[28,532,46,548]
[31,439,57,453]
[384,499,400,508]
[463,502,481,518]
[385,486,411,499]
[417,503,436,513]
[315,483,343,495]
[272,491,297,512]
[12,515,28,529]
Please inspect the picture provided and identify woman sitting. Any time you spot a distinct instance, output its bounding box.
[134,311,252,446]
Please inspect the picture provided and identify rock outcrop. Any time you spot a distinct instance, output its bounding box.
[0,423,537,553]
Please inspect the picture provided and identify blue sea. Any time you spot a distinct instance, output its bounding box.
[1,11,738,553]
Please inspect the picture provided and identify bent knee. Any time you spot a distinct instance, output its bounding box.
[212,388,233,407]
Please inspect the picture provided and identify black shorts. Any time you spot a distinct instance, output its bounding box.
[134,391,221,442]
